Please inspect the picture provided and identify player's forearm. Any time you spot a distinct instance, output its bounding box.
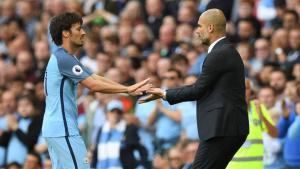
[90,75,128,94]
[93,81,128,93]
[92,74,125,87]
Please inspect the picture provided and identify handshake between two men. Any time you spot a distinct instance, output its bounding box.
[128,78,165,104]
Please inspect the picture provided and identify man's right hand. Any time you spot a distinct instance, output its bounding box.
[127,78,153,96]
[138,88,166,104]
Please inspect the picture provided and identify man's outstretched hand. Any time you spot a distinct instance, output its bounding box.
[138,88,165,104]
[127,78,152,96]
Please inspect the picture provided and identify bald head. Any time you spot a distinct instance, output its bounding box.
[196,9,226,45]
[201,9,226,33]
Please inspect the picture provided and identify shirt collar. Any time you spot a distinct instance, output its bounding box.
[207,36,226,53]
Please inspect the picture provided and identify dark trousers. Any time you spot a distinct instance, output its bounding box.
[192,135,247,169]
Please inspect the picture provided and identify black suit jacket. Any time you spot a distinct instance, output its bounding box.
[166,38,249,141]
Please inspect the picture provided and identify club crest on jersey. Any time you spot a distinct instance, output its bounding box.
[72,65,83,75]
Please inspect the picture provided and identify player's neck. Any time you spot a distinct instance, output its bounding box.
[62,42,79,55]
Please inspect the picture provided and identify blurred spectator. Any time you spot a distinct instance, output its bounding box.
[269,69,287,97]
[227,79,278,169]
[118,24,133,49]
[22,152,42,169]
[268,0,286,30]
[5,162,22,169]
[166,146,184,169]
[1,90,17,115]
[277,101,300,168]
[250,38,272,75]
[102,34,120,59]
[180,140,199,169]
[33,40,50,79]
[132,24,154,58]
[258,87,285,169]
[96,52,112,76]
[236,42,254,77]
[282,9,299,30]
[145,0,165,38]
[179,75,198,141]
[271,28,289,58]
[170,54,189,77]
[0,0,16,23]
[15,51,37,84]
[255,63,276,87]
[91,100,148,169]
[292,63,300,81]
[146,52,161,75]
[156,58,171,79]
[234,18,257,44]
[234,0,261,38]
[81,32,100,73]
[280,27,300,75]
[134,73,161,163]
[258,87,281,123]
[176,24,194,43]
[115,57,135,85]
[177,2,197,26]
[147,68,182,154]
[16,1,38,41]
[152,153,169,169]
[0,95,42,165]
[158,24,178,58]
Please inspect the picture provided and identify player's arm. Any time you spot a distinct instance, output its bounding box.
[55,50,150,96]
[81,74,150,95]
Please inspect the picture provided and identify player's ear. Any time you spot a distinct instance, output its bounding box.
[62,30,70,38]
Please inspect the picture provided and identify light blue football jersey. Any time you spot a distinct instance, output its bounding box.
[42,47,92,137]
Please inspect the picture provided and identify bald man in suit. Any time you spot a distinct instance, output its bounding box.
[139,9,249,169]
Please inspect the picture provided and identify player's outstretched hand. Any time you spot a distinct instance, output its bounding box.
[138,88,165,104]
[127,78,151,96]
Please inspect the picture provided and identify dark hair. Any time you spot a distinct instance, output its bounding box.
[6,162,22,169]
[49,12,83,45]
[17,94,38,105]
[274,0,286,8]
[259,86,276,96]
[167,67,182,79]
[104,35,119,45]
[283,9,299,22]
[170,53,189,65]
[17,94,41,116]
[27,151,42,167]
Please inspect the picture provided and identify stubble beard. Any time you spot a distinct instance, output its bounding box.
[201,37,210,45]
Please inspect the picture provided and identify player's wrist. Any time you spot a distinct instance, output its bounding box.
[162,90,167,100]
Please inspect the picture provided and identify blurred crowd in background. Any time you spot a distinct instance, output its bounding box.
[0,0,299,169]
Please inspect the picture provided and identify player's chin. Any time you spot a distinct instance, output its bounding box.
[75,42,84,47]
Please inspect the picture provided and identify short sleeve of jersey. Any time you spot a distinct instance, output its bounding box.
[55,48,92,83]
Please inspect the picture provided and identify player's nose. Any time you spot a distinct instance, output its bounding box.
[81,28,86,36]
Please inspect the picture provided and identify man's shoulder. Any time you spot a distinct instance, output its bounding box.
[54,48,73,60]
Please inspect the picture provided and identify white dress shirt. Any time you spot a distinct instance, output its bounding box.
[207,36,226,53]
